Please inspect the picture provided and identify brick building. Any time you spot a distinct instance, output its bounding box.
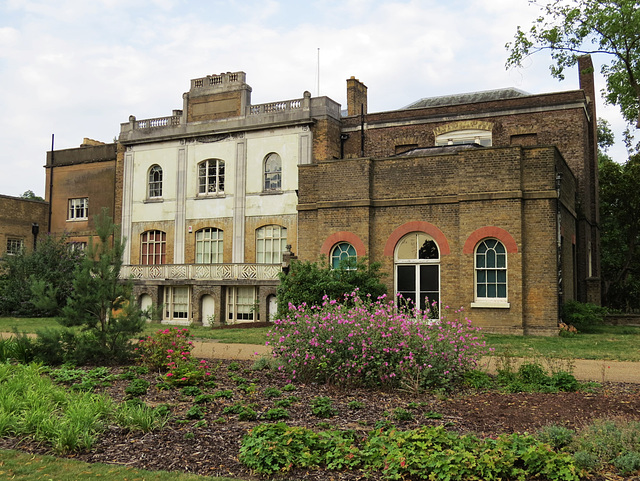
[43,57,599,334]
[45,138,118,249]
[0,195,48,260]
[299,56,599,334]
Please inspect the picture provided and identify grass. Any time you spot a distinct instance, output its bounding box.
[1,317,638,360]
[0,449,240,480]
[486,325,640,361]
[0,317,269,345]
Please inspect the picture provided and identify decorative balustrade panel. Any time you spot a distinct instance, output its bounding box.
[135,116,180,129]
[121,264,281,281]
[249,99,303,115]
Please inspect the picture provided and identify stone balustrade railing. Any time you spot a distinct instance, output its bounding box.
[135,116,181,129]
[249,98,303,115]
[121,263,282,281]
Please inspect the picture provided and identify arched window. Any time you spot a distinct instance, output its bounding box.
[435,129,492,147]
[264,153,282,191]
[475,239,507,300]
[198,159,225,194]
[140,230,166,265]
[331,242,357,269]
[148,165,163,198]
[394,232,440,316]
[256,225,287,263]
[195,228,223,264]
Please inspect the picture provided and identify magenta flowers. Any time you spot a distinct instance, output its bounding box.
[267,292,489,390]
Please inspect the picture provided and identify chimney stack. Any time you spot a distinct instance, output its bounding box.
[346,76,368,117]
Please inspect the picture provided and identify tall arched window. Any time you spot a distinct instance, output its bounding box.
[264,153,282,191]
[475,239,507,300]
[140,230,166,265]
[198,159,225,194]
[256,225,287,263]
[195,228,223,264]
[394,232,440,316]
[331,242,357,269]
[148,165,163,198]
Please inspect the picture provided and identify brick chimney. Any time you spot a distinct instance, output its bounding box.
[346,76,367,117]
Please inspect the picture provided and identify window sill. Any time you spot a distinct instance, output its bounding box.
[67,218,88,222]
[144,198,164,204]
[470,300,510,309]
[195,193,225,199]
[260,190,283,195]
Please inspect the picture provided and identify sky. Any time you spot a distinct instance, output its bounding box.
[0,0,630,198]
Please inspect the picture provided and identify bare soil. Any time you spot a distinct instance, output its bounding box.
[2,359,640,481]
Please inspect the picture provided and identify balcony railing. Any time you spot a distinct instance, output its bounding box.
[135,116,181,129]
[248,98,303,115]
[121,263,282,281]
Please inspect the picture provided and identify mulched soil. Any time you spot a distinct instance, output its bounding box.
[2,359,640,481]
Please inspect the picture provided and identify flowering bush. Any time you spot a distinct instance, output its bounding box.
[136,327,214,386]
[267,293,489,390]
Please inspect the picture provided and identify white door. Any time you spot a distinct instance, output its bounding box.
[201,295,215,326]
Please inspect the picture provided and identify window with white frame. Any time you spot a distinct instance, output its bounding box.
[195,228,223,263]
[227,286,256,323]
[256,225,287,263]
[475,239,507,300]
[68,198,88,220]
[264,153,282,191]
[6,238,23,255]
[198,159,225,194]
[435,129,492,147]
[164,286,189,320]
[148,165,163,198]
[394,232,440,317]
[331,242,357,269]
[141,230,166,265]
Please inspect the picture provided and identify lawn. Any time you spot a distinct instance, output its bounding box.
[0,316,638,361]
[0,449,239,481]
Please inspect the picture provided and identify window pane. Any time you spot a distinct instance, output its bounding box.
[396,235,417,260]
[397,265,415,292]
[418,239,439,260]
[486,250,496,268]
[420,265,439,291]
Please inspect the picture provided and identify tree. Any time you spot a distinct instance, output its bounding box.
[0,234,83,316]
[276,257,387,319]
[505,0,640,127]
[60,208,144,363]
[19,190,44,201]
[599,153,640,309]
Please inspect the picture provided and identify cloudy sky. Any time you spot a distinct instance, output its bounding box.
[0,0,629,198]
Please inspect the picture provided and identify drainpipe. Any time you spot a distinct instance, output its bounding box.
[556,172,563,323]
[360,105,365,157]
[47,134,54,233]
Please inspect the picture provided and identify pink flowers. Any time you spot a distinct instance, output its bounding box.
[137,327,217,386]
[266,292,488,389]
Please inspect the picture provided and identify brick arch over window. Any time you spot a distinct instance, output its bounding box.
[463,226,518,254]
[433,120,494,137]
[320,232,367,257]
[383,222,450,256]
